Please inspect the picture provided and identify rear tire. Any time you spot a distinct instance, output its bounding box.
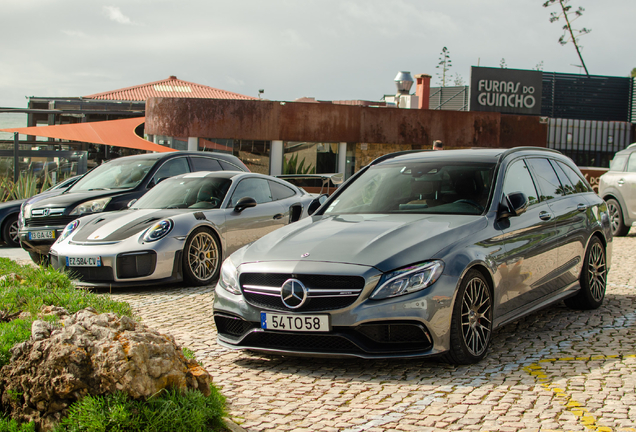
[565,236,606,310]
[445,269,493,365]
[183,227,221,286]
[2,214,19,248]
[606,198,630,237]
[28,251,49,266]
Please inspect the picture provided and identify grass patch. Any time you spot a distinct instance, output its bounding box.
[0,417,35,432]
[52,386,227,432]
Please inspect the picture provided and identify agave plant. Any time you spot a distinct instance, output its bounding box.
[283,153,316,175]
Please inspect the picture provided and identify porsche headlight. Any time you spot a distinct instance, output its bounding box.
[57,219,80,243]
[70,197,111,216]
[371,261,444,300]
[218,258,240,295]
[141,219,173,242]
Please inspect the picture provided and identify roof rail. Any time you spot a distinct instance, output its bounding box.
[369,150,429,166]
[500,146,561,159]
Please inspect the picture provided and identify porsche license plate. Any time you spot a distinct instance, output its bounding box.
[66,256,101,267]
[260,312,329,332]
[28,230,55,240]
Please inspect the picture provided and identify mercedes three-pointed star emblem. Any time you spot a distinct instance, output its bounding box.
[280,278,307,309]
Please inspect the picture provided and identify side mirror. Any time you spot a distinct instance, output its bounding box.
[331,173,344,185]
[308,194,328,215]
[127,199,137,209]
[498,192,529,220]
[234,196,257,213]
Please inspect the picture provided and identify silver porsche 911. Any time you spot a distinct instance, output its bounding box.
[50,171,325,286]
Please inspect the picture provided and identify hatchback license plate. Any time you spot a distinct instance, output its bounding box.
[66,256,101,267]
[28,230,55,240]
[261,312,329,332]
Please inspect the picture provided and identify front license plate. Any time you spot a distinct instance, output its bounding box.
[66,256,101,267]
[261,312,329,332]
[28,230,55,240]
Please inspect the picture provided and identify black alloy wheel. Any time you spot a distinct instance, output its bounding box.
[28,251,49,266]
[606,198,630,237]
[183,227,221,286]
[446,269,493,364]
[2,215,20,248]
[565,236,606,310]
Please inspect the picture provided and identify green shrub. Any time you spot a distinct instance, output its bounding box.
[0,416,35,432]
[52,386,227,432]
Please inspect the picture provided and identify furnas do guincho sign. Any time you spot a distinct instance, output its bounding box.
[470,67,543,115]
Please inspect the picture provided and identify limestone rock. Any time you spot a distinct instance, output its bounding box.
[0,308,211,430]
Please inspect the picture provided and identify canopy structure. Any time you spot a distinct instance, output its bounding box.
[0,117,174,153]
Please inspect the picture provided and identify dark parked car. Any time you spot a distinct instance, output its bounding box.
[19,151,248,263]
[213,148,611,364]
[0,175,81,248]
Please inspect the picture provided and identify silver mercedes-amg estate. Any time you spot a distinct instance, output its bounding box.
[213,148,612,364]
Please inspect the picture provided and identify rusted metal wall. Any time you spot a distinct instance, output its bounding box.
[146,98,540,148]
[500,114,548,148]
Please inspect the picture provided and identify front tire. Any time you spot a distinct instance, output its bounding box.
[183,227,221,286]
[28,251,49,266]
[565,236,606,310]
[446,269,493,365]
[606,198,630,237]
[2,214,19,248]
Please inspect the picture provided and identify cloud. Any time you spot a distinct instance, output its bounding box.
[103,6,136,25]
[61,30,87,38]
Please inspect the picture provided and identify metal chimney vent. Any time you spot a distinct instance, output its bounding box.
[395,71,414,95]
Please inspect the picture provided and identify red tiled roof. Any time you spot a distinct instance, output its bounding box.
[84,76,258,101]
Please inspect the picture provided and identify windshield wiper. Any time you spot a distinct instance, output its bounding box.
[87,188,111,191]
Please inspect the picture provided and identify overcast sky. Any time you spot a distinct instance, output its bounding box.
[1,0,633,108]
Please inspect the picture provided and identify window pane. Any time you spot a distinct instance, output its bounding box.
[283,142,338,174]
[627,154,636,173]
[557,161,590,193]
[269,181,296,200]
[526,158,564,201]
[153,158,190,182]
[230,178,273,206]
[502,160,539,205]
[190,157,222,172]
[550,160,575,195]
[199,139,270,174]
[610,155,627,172]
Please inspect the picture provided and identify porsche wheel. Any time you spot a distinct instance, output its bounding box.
[183,227,221,286]
[446,269,493,365]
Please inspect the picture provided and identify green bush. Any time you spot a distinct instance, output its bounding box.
[52,387,227,432]
[0,258,133,366]
[0,416,35,432]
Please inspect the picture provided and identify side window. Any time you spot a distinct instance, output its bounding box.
[152,158,190,184]
[190,157,222,172]
[550,160,576,195]
[502,159,539,206]
[557,161,591,193]
[610,155,627,172]
[627,154,636,173]
[230,178,273,206]
[269,181,296,201]
[526,158,564,201]
[219,160,243,171]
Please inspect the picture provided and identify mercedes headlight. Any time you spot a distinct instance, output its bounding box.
[371,260,444,300]
[141,219,173,242]
[57,220,80,243]
[218,258,240,295]
[70,197,111,216]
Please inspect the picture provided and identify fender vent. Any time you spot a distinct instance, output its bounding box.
[194,212,206,220]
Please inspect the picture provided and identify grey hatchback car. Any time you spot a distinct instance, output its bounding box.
[599,143,636,236]
[213,148,612,364]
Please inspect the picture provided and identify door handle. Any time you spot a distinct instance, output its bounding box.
[273,213,284,220]
[577,203,587,212]
[618,179,625,186]
[539,211,552,221]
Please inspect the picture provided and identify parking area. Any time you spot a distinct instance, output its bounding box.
[2,235,636,431]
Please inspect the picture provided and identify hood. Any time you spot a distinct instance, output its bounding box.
[70,208,192,242]
[240,213,487,272]
[26,189,131,210]
[0,199,26,210]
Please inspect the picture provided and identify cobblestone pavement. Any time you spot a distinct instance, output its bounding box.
[100,234,636,432]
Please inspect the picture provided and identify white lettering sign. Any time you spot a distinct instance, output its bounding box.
[477,80,536,110]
